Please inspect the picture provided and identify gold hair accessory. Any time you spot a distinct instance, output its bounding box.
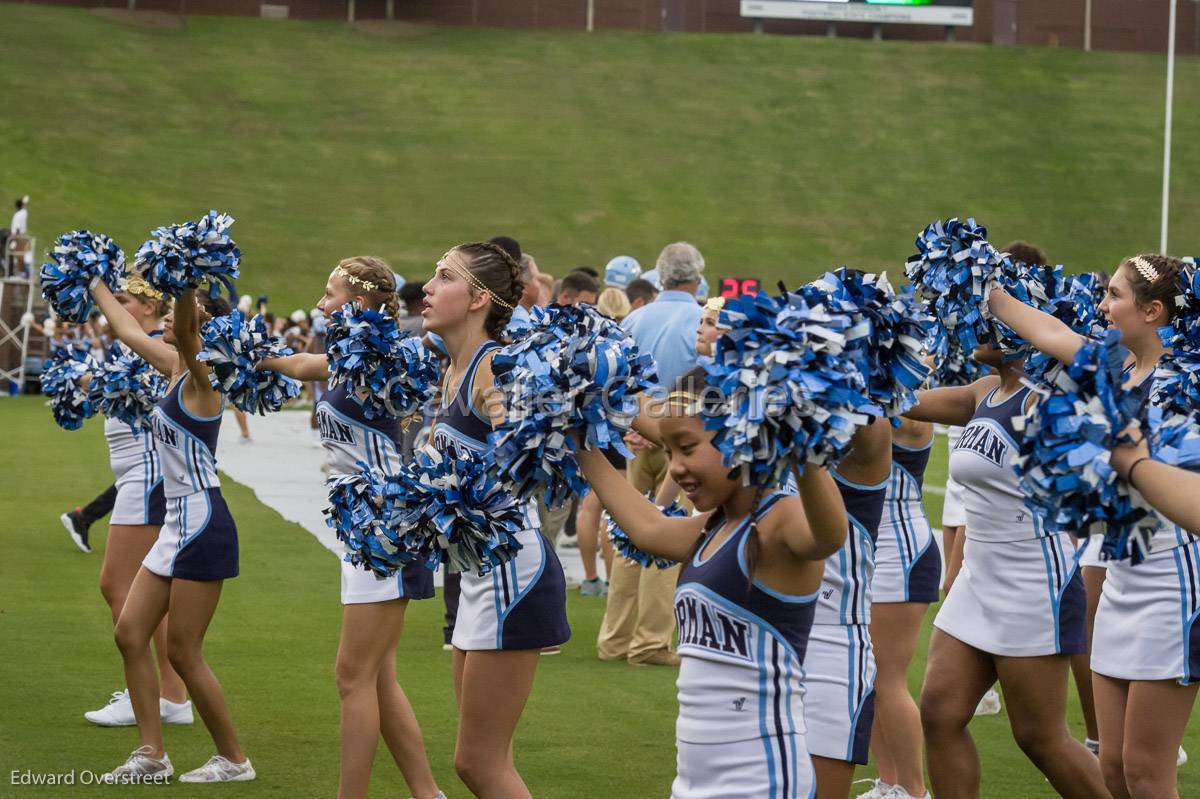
[704,297,726,313]
[121,275,164,302]
[1131,256,1160,284]
[333,265,380,293]
[666,390,703,415]
[438,249,515,311]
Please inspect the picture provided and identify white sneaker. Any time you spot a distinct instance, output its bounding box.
[854,778,895,798]
[974,687,1001,716]
[101,746,173,783]
[160,697,194,725]
[179,755,256,783]
[884,785,931,799]
[1179,745,1188,768]
[85,690,135,726]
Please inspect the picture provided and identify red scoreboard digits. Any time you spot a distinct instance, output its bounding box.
[719,277,759,298]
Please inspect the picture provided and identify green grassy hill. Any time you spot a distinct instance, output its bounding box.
[1,5,1197,312]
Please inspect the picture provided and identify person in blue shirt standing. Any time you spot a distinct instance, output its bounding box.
[597,241,706,667]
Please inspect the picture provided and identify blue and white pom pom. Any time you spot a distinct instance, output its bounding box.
[39,339,100,430]
[1159,259,1200,351]
[325,304,440,420]
[1013,330,1151,560]
[1149,347,1200,471]
[1026,272,1109,385]
[88,342,168,430]
[704,290,876,487]
[198,311,302,414]
[325,465,407,579]
[39,231,124,323]
[134,210,240,299]
[607,501,688,569]
[807,269,934,417]
[488,304,658,508]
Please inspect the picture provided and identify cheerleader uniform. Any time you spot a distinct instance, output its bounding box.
[141,375,238,581]
[941,425,967,528]
[802,471,885,765]
[317,382,435,605]
[433,341,570,651]
[1091,376,1200,684]
[872,438,942,603]
[672,493,817,799]
[934,385,1086,656]
[105,339,166,526]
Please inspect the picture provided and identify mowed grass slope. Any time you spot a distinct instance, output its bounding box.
[1,5,1199,312]
[2,397,1198,797]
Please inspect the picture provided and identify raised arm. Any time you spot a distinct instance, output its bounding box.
[904,377,997,426]
[988,288,1086,366]
[260,353,331,382]
[776,463,848,560]
[632,391,666,447]
[173,289,222,417]
[89,282,176,375]
[833,419,892,487]
[576,447,707,563]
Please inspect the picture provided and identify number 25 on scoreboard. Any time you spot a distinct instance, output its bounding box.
[720,277,759,298]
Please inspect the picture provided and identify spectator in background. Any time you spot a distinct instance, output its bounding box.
[556,270,599,306]
[7,195,31,275]
[624,278,658,312]
[508,254,541,332]
[11,195,28,235]
[396,283,426,335]
[596,287,631,321]
[604,255,641,290]
[534,273,555,307]
[598,241,706,668]
[488,235,522,264]
[285,310,311,352]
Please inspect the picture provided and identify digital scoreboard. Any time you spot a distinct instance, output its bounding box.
[740,0,973,26]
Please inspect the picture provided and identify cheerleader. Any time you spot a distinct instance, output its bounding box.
[904,340,1107,798]
[577,367,850,799]
[259,256,442,799]
[988,254,1196,799]
[940,424,968,592]
[87,283,253,783]
[420,242,570,798]
[858,417,940,799]
[82,277,191,729]
[803,419,892,799]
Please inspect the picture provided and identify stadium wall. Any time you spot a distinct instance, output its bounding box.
[5,0,1197,55]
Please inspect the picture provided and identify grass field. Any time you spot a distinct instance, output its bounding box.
[2,396,1198,797]
[1,5,1199,313]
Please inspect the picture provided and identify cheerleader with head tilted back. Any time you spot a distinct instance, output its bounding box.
[79,276,193,730]
[419,242,570,798]
[257,256,443,799]
[84,280,253,784]
[580,367,850,799]
[988,253,1197,799]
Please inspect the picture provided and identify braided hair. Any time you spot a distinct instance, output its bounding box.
[452,242,524,340]
[335,256,401,319]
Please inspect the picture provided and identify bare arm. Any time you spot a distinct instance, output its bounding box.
[904,377,997,426]
[632,391,666,447]
[988,288,1086,366]
[174,289,222,417]
[577,447,706,562]
[833,420,892,487]
[654,474,681,507]
[776,463,848,560]
[260,353,331,382]
[89,282,176,375]
[1112,429,1200,534]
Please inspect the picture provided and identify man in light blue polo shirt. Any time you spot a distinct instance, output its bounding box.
[598,241,706,668]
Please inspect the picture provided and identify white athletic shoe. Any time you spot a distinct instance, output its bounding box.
[159,697,194,725]
[1179,745,1188,768]
[854,778,895,798]
[85,690,136,726]
[101,746,173,784]
[974,687,1002,716]
[179,755,256,783]
[883,785,931,799]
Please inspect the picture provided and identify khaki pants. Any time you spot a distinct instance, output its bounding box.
[596,446,682,662]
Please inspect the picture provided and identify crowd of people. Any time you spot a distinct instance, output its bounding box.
[37,230,1200,799]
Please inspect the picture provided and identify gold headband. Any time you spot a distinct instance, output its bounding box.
[438,249,515,311]
[333,265,381,293]
[666,390,703,415]
[1131,256,1160,284]
[121,275,164,302]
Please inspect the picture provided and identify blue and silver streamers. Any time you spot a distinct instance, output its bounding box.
[134,210,240,299]
[607,501,688,569]
[88,342,167,430]
[198,311,302,414]
[39,231,124,322]
[39,339,99,430]
[1149,348,1200,471]
[325,304,440,420]
[325,466,405,579]
[488,304,658,508]
[808,269,934,416]
[927,329,988,387]
[1026,272,1109,385]
[704,290,876,487]
[1013,330,1150,561]
[1159,259,1200,351]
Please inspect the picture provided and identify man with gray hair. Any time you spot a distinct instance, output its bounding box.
[595,241,706,668]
